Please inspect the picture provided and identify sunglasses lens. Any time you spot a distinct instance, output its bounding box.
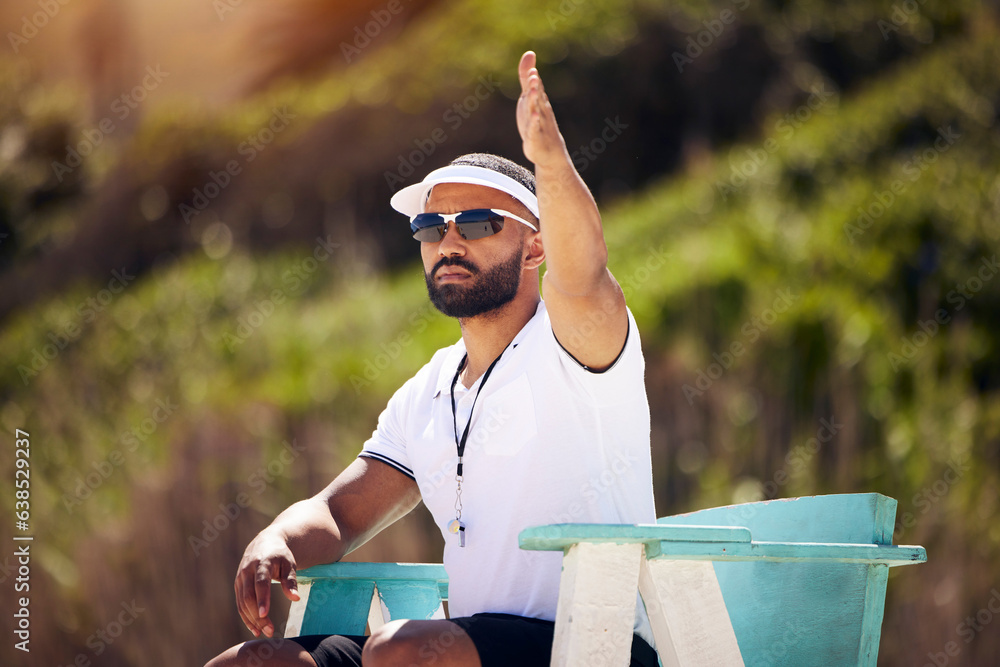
[413,226,446,242]
[411,214,447,241]
[456,210,504,239]
[456,221,493,239]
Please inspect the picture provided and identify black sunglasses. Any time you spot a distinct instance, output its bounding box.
[410,208,538,242]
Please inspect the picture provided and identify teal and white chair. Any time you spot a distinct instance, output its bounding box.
[285,493,926,666]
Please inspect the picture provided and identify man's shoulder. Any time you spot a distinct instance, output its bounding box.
[388,338,464,404]
[530,299,643,372]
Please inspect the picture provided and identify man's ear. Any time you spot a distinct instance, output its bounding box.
[523,231,545,270]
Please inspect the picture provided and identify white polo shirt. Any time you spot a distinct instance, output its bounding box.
[359,299,656,645]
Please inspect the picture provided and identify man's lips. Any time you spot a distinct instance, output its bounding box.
[434,264,474,281]
[436,269,472,282]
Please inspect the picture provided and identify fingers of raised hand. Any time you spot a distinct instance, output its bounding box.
[523,70,544,104]
[518,51,537,90]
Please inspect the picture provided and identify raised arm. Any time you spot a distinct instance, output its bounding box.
[517,51,628,371]
[234,457,420,638]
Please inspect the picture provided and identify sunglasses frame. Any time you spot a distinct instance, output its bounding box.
[410,208,538,242]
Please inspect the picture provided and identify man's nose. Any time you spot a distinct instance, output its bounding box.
[437,223,467,256]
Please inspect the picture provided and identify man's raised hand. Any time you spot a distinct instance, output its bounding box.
[517,51,569,169]
[234,530,301,638]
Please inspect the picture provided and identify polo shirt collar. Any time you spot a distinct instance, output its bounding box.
[431,300,546,398]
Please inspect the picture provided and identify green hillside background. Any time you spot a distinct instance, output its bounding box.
[2,0,999,664]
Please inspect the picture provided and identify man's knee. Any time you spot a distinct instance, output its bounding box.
[204,644,243,667]
[363,620,476,666]
[363,621,412,666]
[204,638,316,667]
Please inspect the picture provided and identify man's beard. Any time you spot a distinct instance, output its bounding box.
[425,244,523,319]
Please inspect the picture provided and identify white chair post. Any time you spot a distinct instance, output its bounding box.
[367,584,387,633]
[638,559,744,667]
[551,542,644,667]
[284,581,312,638]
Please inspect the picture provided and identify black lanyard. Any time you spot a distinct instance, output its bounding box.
[449,347,506,476]
[447,346,508,547]
[448,347,507,547]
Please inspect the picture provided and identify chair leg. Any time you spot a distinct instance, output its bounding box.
[550,542,643,667]
[857,564,889,666]
[638,560,744,667]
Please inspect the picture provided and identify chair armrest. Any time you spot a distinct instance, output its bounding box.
[297,562,449,596]
[518,523,926,566]
[518,523,751,551]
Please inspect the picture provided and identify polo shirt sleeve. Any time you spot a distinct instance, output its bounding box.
[358,380,415,481]
[551,306,646,403]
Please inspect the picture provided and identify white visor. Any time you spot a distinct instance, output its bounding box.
[390,164,539,220]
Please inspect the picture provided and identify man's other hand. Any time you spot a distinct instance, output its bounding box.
[234,530,301,638]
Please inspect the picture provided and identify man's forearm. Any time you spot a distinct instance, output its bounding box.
[263,496,348,570]
[536,156,610,295]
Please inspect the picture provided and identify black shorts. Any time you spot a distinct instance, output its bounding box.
[290,612,658,667]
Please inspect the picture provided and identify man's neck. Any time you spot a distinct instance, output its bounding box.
[457,295,540,388]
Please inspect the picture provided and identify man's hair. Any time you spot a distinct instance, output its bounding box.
[449,153,536,195]
[448,152,539,225]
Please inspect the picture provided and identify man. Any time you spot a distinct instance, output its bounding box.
[206,51,657,667]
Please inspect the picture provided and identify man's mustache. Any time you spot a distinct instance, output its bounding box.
[431,257,479,278]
